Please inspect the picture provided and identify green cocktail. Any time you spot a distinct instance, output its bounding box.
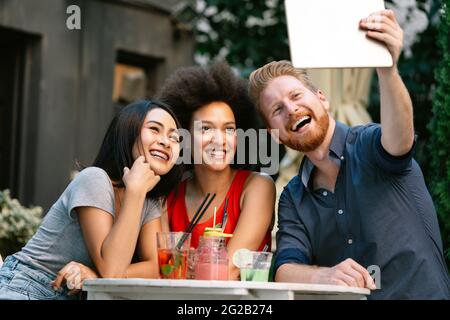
[240,268,270,282]
[233,249,273,282]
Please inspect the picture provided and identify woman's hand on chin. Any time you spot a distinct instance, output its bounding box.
[123,156,161,194]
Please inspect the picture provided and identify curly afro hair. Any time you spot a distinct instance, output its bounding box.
[157,61,262,132]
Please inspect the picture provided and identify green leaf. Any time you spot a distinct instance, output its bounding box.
[160,264,174,276]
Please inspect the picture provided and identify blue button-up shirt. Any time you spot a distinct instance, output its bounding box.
[275,121,450,299]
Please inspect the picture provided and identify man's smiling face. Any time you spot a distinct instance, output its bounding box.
[259,75,330,152]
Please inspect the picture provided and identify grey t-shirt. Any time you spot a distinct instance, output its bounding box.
[15,167,161,276]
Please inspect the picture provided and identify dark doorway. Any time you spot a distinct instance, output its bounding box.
[0,27,26,197]
[0,27,40,204]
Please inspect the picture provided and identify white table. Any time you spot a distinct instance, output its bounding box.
[83,279,370,300]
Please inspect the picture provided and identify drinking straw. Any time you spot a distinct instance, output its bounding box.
[161,194,217,274]
[254,244,270,269]
[188,193,211,232]
[176,193,216,249]
[188,193,216,233]
[172,193,210,252]
[213,206,217,228]
[221,197,229,231]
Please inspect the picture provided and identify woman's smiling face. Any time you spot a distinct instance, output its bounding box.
[190,101,237,171]
[132,108,181,175]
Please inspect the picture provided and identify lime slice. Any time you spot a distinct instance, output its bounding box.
[204,231,233,237]
[203,227,233,238]
[232,248,252,268]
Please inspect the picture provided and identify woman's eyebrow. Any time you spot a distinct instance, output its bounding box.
[145,120,164,127]
[146,120,179,133]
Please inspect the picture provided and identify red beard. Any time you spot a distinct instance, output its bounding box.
[285,111,330,152]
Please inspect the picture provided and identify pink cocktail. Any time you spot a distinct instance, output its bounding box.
[194,262,228,280]
[193,236,229,280]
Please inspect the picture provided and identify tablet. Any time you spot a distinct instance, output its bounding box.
[284,0,393,68]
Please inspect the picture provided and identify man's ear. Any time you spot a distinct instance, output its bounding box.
[268,128,281,144]
[316,89,330,111]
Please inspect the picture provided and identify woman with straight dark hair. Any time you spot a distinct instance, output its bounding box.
[0,100,183,300]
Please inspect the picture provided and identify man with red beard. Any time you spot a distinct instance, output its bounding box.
[249,10,450,299]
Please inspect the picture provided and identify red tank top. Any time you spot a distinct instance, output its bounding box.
[167,170,272,250]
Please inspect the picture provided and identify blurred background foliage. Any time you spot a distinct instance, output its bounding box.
[194,0,289,76]
[193,0,449,267]
[428,0,449,264]
[0,190,42,257]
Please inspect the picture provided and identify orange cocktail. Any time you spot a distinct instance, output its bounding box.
[158,249,189,279]
[157,232,191,279]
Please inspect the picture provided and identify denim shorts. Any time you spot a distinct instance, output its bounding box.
[0,255,78,300]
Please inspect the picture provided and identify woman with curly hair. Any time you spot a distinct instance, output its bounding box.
[158,61,275,280]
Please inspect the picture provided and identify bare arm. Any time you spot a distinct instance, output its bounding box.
[276,259,376,289]
[378,68,414,156]
[275,264,322,283]
[226,173,275,280]
[78,156,161,278]
[125,217,161,278]
[53,217,161,292]
[360,10,414,156]
[78,191,145,278]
